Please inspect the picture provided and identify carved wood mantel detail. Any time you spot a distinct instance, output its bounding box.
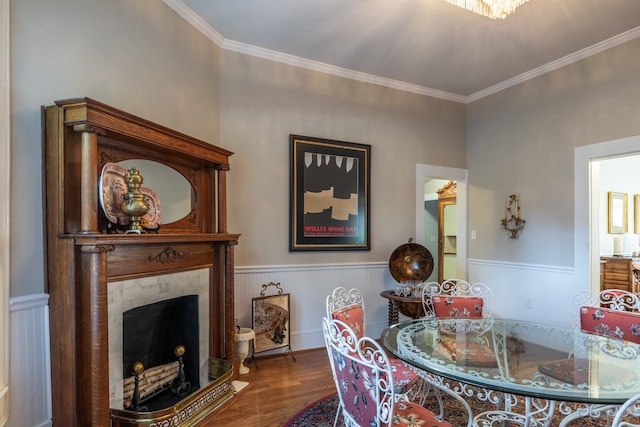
[43,98,240,426]
[149,246,188,264]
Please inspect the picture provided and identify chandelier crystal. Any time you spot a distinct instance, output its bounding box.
[445,0,530,19]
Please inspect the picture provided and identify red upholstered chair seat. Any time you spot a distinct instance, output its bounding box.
[537,357,637,386]
[537,358,591,385]
[538,304,640,385]
[393,401,452,427]
[436,335,498,368]
[388,359,420,394]
[430,295,496,367]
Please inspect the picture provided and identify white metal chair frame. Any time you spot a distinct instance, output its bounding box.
[422,279,495,367]
[567,289,640,359]
[612,391,640,426]
[422,280,558,424]
[322,316,473,427]
[550,289,640,426]
[325,287,423,422]
[569,289,640,331]
[473,410,544,426]
[421,279,494,320]
[326,286,365,321]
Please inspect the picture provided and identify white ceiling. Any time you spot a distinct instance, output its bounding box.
[167,0,640,102]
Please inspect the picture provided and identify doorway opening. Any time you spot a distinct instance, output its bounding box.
[416,164,468,282]
[574,135,640,296]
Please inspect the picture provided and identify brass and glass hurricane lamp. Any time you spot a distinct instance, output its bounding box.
[120,167,149,234]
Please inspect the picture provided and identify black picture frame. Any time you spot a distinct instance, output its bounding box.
[289,134,371,251]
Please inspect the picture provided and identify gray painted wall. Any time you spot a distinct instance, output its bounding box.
[10,0,221,297]
[10,0,640,292]
[467,37,640,268]
[219,50,467,265]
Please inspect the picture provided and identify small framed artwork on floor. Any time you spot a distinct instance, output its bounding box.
[252,283,292,355]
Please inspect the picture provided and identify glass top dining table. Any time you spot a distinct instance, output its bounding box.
[380,317,640,405]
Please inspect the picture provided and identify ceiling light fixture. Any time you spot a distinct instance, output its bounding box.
[445,0,530,19]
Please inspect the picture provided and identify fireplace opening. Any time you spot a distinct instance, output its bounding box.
[122,294,200,411]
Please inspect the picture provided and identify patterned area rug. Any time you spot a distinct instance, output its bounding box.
[283,390,619,426]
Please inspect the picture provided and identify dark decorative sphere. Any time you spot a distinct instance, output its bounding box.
[388,240,434,284]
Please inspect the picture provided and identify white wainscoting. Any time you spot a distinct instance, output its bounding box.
[235,262,399,352]
[236,259,576,353]
[9,294,52,427]
[7,259,573,426]
[468,258,576,327]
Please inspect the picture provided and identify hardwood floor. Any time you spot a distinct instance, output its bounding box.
[203,348,337,426]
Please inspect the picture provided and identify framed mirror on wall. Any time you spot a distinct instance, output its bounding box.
[608,191,628,234]
[635,194,640,234]
[437,181,457,282]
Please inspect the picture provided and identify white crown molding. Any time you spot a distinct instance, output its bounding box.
[166,0,640,104]
[221,39,467,103]
[163,0,224,46]
[467,26,640,102]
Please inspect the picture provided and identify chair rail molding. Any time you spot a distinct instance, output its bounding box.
[235,262,395,350]
[467,258,574,327]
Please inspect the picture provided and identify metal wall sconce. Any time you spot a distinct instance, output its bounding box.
[501,194,526,238]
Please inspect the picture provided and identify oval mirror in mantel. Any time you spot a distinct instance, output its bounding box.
[118,159,194,224]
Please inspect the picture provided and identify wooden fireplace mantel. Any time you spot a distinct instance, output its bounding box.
[43,98,240,426]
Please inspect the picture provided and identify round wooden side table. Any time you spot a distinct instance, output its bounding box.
[380,290,425,325]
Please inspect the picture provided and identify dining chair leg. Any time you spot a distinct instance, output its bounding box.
[332,402,341,427]
[524,396,556,427]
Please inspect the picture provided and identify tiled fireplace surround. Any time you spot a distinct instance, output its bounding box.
[107,268,210,410]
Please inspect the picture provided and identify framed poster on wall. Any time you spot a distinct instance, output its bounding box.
[289,134,371,251]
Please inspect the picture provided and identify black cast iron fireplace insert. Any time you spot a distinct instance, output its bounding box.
[122,295,200,411]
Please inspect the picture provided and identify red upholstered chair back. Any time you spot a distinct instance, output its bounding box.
[330,304,365,339]
[431,295,484,319]
[322,317,462,427]
[422,279,493,320]
[326,287,366,339]
[325,286,421,398]
[580,305,640,344]
[570,289,640,330]
[322,317,394,426]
